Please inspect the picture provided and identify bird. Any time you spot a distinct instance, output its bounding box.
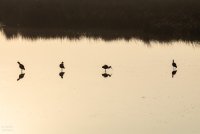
[102,65,112,70]
[17,61,25,73]
[17,73,25,81]
[60,62,65,71]
[59,72,65,79]
[172,70,177,78]
[102,73,112,78]
[172,60,177,69]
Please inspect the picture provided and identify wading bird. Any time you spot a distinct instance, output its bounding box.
[102,65,112,70]
[17,61,25,73]
[172,60,177,69]
[60,62,65,71]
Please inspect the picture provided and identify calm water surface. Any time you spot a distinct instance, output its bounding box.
[0,32,200,134]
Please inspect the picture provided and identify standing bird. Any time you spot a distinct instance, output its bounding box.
[60,62,65,71]
[17,61,25,73]
[172,60,177,69]
[102,65,112,70]
[17,73,25,81]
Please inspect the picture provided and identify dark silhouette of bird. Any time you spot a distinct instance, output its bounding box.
[59,72,65,79]
[17,73,25,81]
[17,61,25,73]
[17,62,25,70]
[60,62,65,71]
[172,70,177,78]
[172,60,177,69]
[102,73,112,78]
[102,65,112,70]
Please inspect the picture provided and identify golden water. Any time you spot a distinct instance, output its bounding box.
[0,33,200,134]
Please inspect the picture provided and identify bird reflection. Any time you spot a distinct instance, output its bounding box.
[59,71,65,79]
[102,73,112,78]
[172,70,177,78]
[17,73,25,81]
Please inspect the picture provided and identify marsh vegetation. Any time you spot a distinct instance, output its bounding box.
[0,0,200,42]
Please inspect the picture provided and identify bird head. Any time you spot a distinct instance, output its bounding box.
[17,61,20,64]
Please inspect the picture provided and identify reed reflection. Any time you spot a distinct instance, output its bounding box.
[1,27,200,43]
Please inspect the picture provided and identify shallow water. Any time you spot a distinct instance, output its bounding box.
[0,33,200,134]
